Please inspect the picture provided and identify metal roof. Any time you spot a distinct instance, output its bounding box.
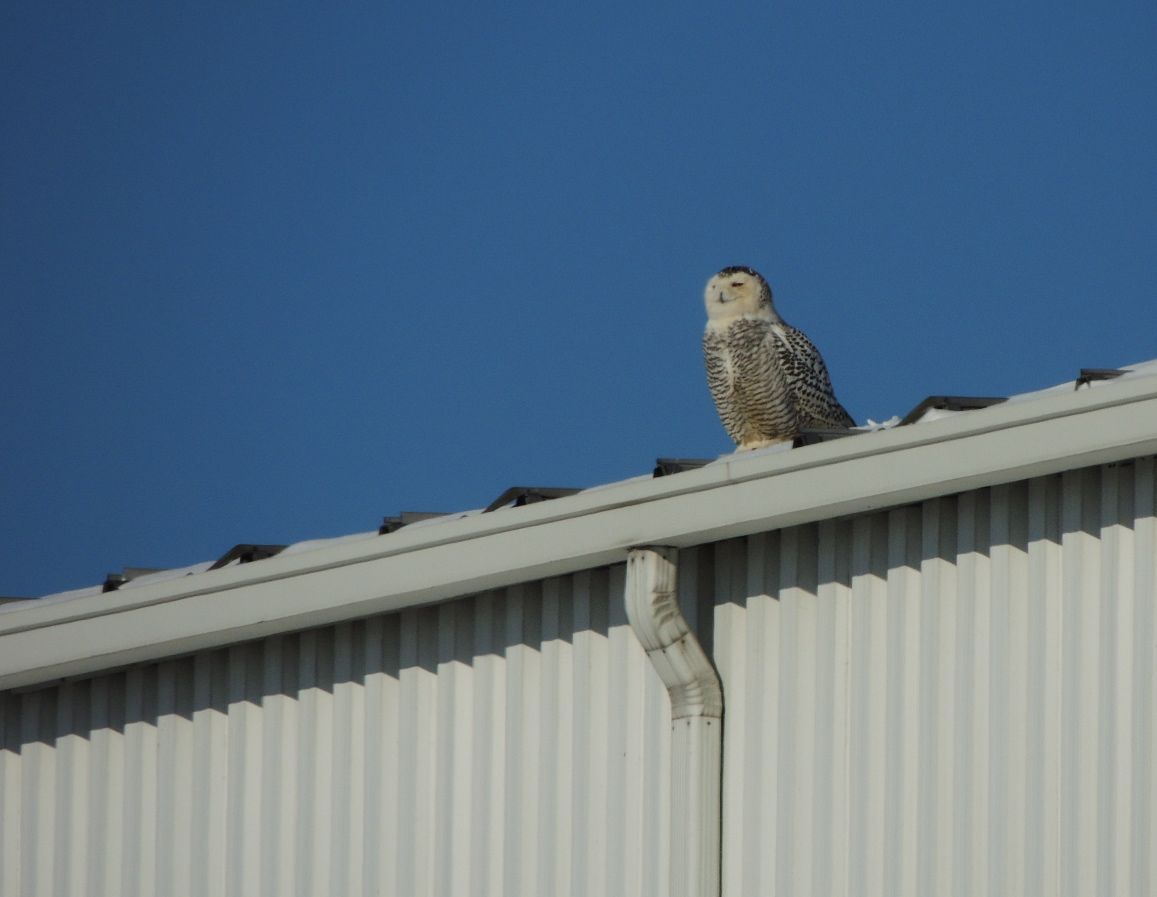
[2,360,1157,690]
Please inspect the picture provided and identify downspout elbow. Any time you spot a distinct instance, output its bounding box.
[625,546,723,720]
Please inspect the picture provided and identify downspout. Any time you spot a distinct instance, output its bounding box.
[625,546,723,897]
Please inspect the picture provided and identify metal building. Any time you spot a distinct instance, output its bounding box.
[2,365,1156,897]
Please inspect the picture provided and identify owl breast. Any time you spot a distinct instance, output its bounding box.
[703,318,797,448]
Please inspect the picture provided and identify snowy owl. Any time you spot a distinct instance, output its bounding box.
[703,266,854,450]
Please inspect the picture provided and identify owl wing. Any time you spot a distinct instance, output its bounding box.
[779,325,855,429]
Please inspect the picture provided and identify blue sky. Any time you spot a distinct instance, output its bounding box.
[3,4,1155,598]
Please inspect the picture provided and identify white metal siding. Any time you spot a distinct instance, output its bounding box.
[3,456,1156,897]
[0,566,672,897]
[709,457,1157,897]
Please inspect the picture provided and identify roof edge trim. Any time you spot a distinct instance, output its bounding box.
[2,374,1157,689]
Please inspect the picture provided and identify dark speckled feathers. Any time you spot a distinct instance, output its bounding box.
[704,319,795,445]
[776,324,854,429]
[717,265,763,279]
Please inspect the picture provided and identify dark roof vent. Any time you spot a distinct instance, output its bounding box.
[795,427,860,447]
[379,511,449,534]
[208,544,286,571]
[101,567,165,593]
[900,395,1007,426]
[653,458,711,477]
[1075,368,1128,389]
[484,486,580,513]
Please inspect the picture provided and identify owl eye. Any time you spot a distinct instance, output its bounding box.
[730,281,743,287]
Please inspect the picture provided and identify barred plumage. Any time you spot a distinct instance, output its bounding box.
[703,266,853,450]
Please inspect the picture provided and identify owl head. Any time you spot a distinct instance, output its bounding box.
[704,266,777,321]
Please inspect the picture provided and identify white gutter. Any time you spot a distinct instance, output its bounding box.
[625,547,722,897]
[2,374,1157,690]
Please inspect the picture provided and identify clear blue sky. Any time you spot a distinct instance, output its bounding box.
[3,4,1155,598]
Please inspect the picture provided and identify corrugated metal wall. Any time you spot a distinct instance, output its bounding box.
[0,567,673,897]
[3,457,1156,897]
[708,457,1157,897]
